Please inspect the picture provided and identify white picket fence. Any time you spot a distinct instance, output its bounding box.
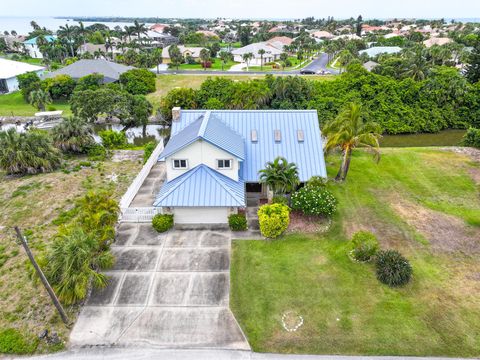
[119,140,165,223]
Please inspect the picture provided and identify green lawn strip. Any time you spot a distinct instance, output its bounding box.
[231,148,480,356]
[175,60,238,71]
[0,92,71,117]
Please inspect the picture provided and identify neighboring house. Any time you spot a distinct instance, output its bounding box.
[0,34,26,51]
[153,109,327,225]
[267,36,293,50]
[150,23,169,33]
[196,30,218,38]
[363,60,379,72]
[359,46,402,57]
[78,43,108,56]
[423,37,453,48]
[231,42,283,65]
[0,58,44,93]
[44,59,134,83]
[145,31,179,47]
[332,34,362,41]
[23,35,56,58]
[162,45,206,63]
[310,30,334,40]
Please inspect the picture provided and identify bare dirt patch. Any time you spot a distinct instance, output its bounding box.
[391,199,480,254]
[287,211,331,234]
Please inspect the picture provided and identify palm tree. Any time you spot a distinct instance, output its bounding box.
[218,50,232,71]
[152,47,163,74]
[42,226,114,305]
[258,48,266,70]
[123,25,134,43]
[0,128,61,175]
[323,103,382,181]
[77,21,88,46]
[58,24,76,57]
[259,157,300,196]
[29,88,51,111]
[133,20,148,43]
[242,52,254,71]
[199,48,210,70]
[279,52,289,69]
[51,117,94,153]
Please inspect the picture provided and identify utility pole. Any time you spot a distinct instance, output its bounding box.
[14,227,70,325]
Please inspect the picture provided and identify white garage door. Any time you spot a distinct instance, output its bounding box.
[174,207,228,224]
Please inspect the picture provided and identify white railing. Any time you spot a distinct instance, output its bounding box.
[121,207,162,223]
[118,140,165,222]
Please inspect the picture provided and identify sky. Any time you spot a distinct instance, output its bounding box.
[3,0,480,19]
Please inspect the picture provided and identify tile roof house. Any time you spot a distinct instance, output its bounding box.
[423,37,453,48]
[231,42,283,65]
[162,45,206,63]
[154,109,327,225]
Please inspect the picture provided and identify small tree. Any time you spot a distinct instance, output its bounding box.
[323,102,381,181]
[242,52,254,71]
[168,44,183,70]
[51,117,94,153]
[199,48,211,70]
[218,50,232,71]
[280,52,289,69]
[258,48,266,70]
[119,68,156,95]
[28,88,52,112]
[259,157,299,196]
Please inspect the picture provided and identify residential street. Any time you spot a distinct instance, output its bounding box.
[21,348,474,360]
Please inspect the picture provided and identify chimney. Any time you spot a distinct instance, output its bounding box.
[172,107,181,122]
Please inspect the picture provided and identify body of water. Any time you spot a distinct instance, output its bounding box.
[0,16,152,35]
[380,129,466,147]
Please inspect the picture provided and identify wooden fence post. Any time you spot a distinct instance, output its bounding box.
[14,227,70,326]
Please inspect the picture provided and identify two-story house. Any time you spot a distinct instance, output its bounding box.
[153,108,327,225]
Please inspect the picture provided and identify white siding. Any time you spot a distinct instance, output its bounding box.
[6,77,19,93]
[174,207,228,224]
[165,140,240,182]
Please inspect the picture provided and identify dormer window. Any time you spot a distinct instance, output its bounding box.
[217,159,232,169]
[274,129,281,143]
[172,159,188,169]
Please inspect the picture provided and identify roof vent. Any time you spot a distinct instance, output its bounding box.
[251,129,258,143]
[274,129,281,143]
[297,129,304,142]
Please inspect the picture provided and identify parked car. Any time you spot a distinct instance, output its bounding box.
[300,68,316,75]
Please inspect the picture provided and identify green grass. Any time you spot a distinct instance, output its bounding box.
[174,60,238,71]
[231,148,480,356]
[0,92,71,117]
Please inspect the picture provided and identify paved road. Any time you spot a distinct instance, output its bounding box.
[24,348,472,360]
[152,53,337,76]
[69,226,249,350]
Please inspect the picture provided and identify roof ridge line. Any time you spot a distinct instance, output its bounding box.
[198,110,211,137]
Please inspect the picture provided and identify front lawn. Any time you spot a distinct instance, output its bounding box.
[0,92,71,117]
[173,59,238,71]
[231,148,480,356]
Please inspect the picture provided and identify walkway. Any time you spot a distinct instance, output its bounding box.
[130,162,165,207]
[69,226,249,349]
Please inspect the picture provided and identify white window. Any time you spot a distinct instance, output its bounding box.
[172,159,188,169]
[217,159,232,169]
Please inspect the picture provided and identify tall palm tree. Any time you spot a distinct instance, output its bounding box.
[199,48,210,70]
[218,50,232,71]
[258,48,266,70]
[123,25,134,43]
[133,20,148,43]
[51,117,94,153]
[77,21,88,46]
[152,47,163,74]
[259,156,300,196]
[323,103,381,181]
[242,52,254,71]
[58,24,76,57]
[29,88,51,111]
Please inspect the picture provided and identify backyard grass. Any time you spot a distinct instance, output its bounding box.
[0,155,142,353]
[231,147,480,356]
[0,92,72,117]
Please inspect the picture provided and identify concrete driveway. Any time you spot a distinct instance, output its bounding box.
[70,224,249,350]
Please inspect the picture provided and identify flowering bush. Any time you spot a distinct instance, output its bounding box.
[351,231,379,261]
[291,187,337,217]
[257,203,290,239]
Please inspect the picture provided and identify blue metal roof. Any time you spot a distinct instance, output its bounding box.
[168,110,327,182]
[153,164,245,207]
[24,36,56,45]
[159,111,245,160]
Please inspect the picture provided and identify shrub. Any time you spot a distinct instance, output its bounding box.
[350,231,379,262]
[51,117,94,153]
[87,144,108,161]
[99,130,128,149]
[47,105,57,111]
[228,213,248,231]
[0,328,38,354]
[0,128,61,175]
[41,74,76,99]
[258,203,290,238]
[375,250,412,287]
[291,187,337,217]
[119,68,156,95]
[143,141,156,163]
[152,214,174,233]
[271,195,288,205]
[306,176,328,189]
[463,127,480,148]
[75,73,104,91]
[17,71,41,101]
